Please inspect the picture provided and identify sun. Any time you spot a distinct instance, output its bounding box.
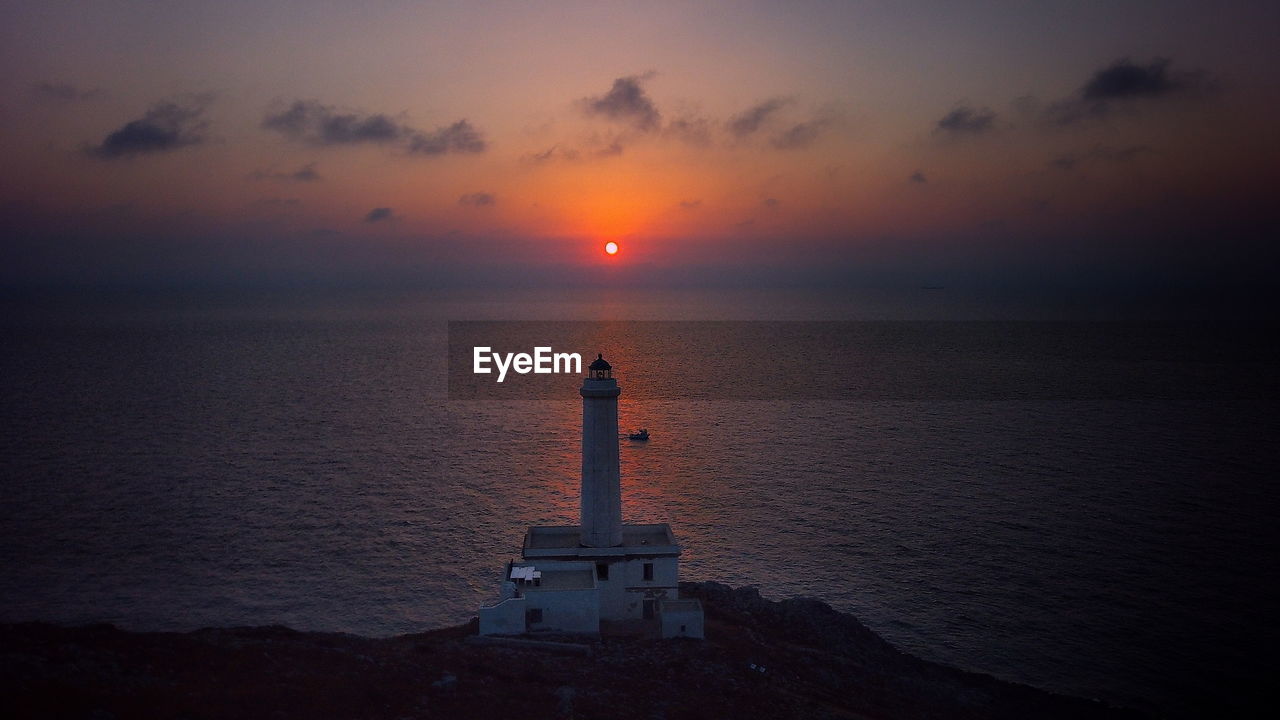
[604,241,619,255]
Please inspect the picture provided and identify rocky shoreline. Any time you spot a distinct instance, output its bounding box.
[2,582,1142,719]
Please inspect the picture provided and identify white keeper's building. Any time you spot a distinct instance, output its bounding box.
[478,354,704,639]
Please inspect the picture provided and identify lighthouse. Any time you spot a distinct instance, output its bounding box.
[580,353,622,547]
[477,353,704,639]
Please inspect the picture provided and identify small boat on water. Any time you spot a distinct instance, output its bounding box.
[628,428,649,441]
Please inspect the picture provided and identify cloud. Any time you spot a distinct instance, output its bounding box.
[459,192,496,207]
[263,100,486,155]
[1048,155,1078,171]
[665,115,713,146]
[594,140,625,157]
[31,81,99,102]
[1083,58,1183,101]
[522,136,623,163]
[87,99,209,158]
[263,100,401,144]
[771,120,825,149]
[582,75,660,131]
[407,120,486,155]
[1047,58,1211,125]
[262,101,316,136]
[290,163,322,181]
[1011,95,1041,116]
[909,170,928,184]
[523,144,581,164]
[728,98,789,137]
[251,162,321,182]
[364,207,396,223]
[1106,145,1153,161]
[935,105,997,135]
[1050,144,1153,171]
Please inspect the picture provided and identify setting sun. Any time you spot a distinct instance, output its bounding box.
[604,241,619,255]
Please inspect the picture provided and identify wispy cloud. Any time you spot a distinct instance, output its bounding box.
[1047,58,1212,125]
[263,100,486,156]
[263,101,401,144]
[581,75,661,131]
[87,98,210,159]
[732,97,788,136]
[31,81,100,102]
[1050,145,1153,171]
[364,207,396,223]
[1082,58,1189,101]
[772,119,826,149]
[665,115,713,146]
[594,139,625,157]
[522,144,581,164]
[459,192,496,207]
[407,120,486,155]
[728,98,789,137]
[521,136,624,163]
[935,105,997,135]
[251,162,322,182]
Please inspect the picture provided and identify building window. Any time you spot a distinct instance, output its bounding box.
[596,563,609,581]
[527,608,543,624]
[643,562,654,581]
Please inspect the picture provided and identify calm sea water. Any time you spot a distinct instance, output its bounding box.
[1,287,1275,717]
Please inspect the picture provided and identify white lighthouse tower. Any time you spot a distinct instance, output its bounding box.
[477,354,704,639]
[580,353,622,547]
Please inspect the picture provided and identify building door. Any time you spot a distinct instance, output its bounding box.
[643,599,655,619]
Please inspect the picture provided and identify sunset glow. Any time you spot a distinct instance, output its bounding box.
[0,5,1276,716]
[0,2,1275,293]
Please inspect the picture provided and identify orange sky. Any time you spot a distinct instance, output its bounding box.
[1,1,1278,288]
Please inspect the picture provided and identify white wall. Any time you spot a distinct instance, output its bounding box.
[478,596,526,636]
[659,601,705,639]
[593,559,628,618]
[526,589,600,634]
[580,388,622,547]
[610,556,680,620]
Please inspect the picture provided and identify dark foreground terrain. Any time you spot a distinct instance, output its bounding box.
[2,582,1141,719]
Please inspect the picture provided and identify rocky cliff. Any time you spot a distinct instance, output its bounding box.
[1,582,1141,719]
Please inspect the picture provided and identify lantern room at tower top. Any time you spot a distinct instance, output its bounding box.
[477,354,704,639]
[588,352,612,380]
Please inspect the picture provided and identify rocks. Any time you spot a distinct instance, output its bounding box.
[430,672,457,692]
[0,588,1145,719]
[554,685,574,715]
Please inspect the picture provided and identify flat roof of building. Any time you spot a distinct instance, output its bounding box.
[623,526,677,548]
[510,563,595,591]
[524,524,678,551]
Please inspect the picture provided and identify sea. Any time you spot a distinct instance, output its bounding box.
[1,286,1275,717]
